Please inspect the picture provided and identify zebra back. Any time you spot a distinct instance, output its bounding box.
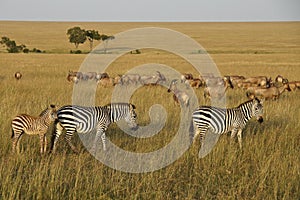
[103,103,137,123]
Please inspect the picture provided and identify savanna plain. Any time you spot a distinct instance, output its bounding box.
[0,21,299,199]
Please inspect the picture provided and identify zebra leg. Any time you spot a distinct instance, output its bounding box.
[91,131,100,153]
[92,129,106,153]
[12,131,23,153]
[101,132,107,151]
[230,128,238,145]
[44,135,47,153]
[65,131,78,154]
[193,127,201,145]
[50,122,64,153]
[237,129,243,149]
[39,134,47,153]
[39,134,44,154]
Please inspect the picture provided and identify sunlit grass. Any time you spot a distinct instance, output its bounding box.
[0,21,299,199]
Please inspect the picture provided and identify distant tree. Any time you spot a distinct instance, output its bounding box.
[101,35,115,53]
[85,30,101,51]
[67,27,87,49]
[0,36,26,53]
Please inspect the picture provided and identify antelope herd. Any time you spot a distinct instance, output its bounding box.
[66,70,299,105]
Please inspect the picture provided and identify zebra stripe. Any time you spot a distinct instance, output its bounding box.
[50,103,138,153]
[190,98,263,149]
[11,105,57,153]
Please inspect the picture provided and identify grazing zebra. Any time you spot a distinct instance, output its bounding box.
[190,98,263,150]
[50,103,138,153]
[11,105,57,153]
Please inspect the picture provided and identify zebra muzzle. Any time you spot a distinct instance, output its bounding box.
[257,117,263,123]
[131,125,139,131]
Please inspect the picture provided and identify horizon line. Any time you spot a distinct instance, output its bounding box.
[0,19,300,23]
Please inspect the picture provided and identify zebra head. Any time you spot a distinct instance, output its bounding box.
[124,104,138,130]
[252,98,264,123]
[49,104,58,120]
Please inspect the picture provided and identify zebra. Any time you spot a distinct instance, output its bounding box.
[190,98,263,151]
[50,103,138,153]
[11,104,57,154]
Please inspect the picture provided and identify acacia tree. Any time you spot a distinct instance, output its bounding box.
[101,34,115,53]
[85,30,101,51]
[0,36,26,53]
[67,27,86,49]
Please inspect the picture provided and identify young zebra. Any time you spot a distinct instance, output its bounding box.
[11,105,57,154]
[190,98,263,151]
[50,103,138,153]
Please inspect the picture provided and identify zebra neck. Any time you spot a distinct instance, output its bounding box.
[40,111,52,125]
[107,106,126,123]
[240,102,253,123]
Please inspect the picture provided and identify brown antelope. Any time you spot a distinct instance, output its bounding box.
[67,74,79,84]
[224,75,245,88]
[141,71,166,86]
[113,75,122,85]
[96,72,109,82]
[246,83,291,100]
[288,81,300,91]
[180,73,193,83]
[204,86,226,99]
[189,78,203,88]
[120,74,141,85]
[242,76,271,88]
[275,75,288,84]
[203,76,233,99]
[98,77,115,87]
[167,79,189,106]
[14,72,22,80]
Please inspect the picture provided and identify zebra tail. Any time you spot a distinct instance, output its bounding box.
[189,120,194,144]
[11,127,14,138]
[50,119,59,152]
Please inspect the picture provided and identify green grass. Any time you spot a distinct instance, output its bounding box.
[0,21,299,199]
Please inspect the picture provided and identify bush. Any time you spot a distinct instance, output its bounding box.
[70,50,82,54]
[23,48,30,53]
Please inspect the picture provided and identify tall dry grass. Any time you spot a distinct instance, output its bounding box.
[0,21,299,199]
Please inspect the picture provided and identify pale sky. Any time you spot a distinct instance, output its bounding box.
[1,0,299,22]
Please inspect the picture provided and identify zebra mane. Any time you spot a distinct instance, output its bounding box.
[39,108,50,117]
[239,97,262,107]
[103,103,133,109]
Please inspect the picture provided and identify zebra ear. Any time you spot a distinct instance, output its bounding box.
[50,104,56,109]
[130,104,136,109]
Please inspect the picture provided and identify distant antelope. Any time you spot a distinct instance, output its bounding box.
[141,71,166,86]
[288,81,300,91]
[11,105,57,154]
[120,74,141,85]
[246,83,291,100]
[180,73,193,83]
[98,77,115,87]
[203,77,233,99]
[14,72,22,80]
[189,78,203,88]
[167,79,189,106]
[242,76,271,88]
[275,75,288,84]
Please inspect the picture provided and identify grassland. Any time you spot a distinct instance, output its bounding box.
[0,21,299,199]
